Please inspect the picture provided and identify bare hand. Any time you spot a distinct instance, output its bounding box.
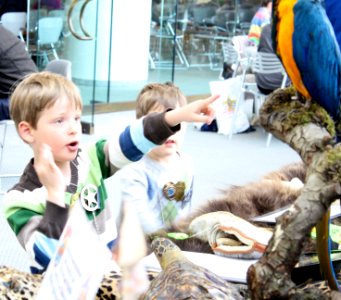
[34,144,66,207]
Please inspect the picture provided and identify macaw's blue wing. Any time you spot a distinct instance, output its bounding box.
[325,0,341,51]
[293,0,341,120]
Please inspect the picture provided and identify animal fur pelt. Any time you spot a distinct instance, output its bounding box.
[149,162,307,253]
[191,162,305,222]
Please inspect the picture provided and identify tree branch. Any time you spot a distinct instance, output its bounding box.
[247,87,341,299]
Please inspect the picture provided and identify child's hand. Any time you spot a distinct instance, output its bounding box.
[165,94,219,126]
[34,144,66,207]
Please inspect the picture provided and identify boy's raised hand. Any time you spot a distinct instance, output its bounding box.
[165,94,219,126]
[34,143,66,207]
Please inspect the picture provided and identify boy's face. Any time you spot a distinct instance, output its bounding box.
[29,96,82,165]
[149,126,186,159]
[148,103,186,160]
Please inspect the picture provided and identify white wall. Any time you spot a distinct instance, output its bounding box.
[64,0,151,82]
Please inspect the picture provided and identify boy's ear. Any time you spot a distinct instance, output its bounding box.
[18,121,34,144]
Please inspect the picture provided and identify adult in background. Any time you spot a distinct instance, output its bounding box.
[0,0,26,17]
[188,0,219,25]
[0,25,37,120]
[247,0,272,47]
[255,23,290,95]
[33,0,63,10]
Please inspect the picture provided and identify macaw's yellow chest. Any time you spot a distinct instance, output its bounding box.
[275,0,311,99]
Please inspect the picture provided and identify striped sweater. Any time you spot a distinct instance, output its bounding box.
[3,112,179,274]
[247,7,271,47]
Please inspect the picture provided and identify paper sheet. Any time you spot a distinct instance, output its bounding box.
[36,202,112,300]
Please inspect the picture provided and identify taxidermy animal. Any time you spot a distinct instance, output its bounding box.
[140,237,246,300]
[155,162,306,254]
[272,0,341,121]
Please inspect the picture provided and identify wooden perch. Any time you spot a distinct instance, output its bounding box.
[247,87,341,299]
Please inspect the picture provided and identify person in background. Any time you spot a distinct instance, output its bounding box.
[188,0,219,25]
[114,82,195,234]
[33,0,63,10]
[247,0,272,47]
[3,72,217,274]
[255,23,290,94]
[0,25,37,120]
[0,0,26,17]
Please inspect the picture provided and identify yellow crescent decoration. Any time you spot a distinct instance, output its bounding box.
[316,208,340,290]
[67,0,93,40]
[79,0,92,38]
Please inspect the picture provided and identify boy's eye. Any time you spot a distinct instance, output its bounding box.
[56,119,63,124]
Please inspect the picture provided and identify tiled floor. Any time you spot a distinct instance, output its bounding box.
[0,110,301,273]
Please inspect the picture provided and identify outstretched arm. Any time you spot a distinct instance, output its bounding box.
[165,95,218,126]
[107,95,218,171]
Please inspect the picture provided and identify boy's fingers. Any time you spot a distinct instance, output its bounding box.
[34,144,54,172]
[195,115,214,124]
[200,99,216,119]
[204,116,214,124]
[206,106,216,117]
[39,145,52,162]
[204,94,220,104]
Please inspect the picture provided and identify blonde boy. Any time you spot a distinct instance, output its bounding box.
[116,82,194,234]
[3,72,216,274]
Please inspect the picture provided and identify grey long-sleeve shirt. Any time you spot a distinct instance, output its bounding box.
[0,25,37,98]
[255,24,290,92]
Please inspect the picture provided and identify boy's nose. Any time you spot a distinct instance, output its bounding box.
[68,120,80,134]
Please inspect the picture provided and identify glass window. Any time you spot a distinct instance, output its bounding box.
[26,0,260,126]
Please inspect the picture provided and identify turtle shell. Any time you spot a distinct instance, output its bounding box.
[140,238,245,300]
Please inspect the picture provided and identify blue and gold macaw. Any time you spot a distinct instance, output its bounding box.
[272,0,341,122]
[272,0,341,290]
[319,0,341,290]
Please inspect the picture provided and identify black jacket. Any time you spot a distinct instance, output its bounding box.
[0,0,27,17]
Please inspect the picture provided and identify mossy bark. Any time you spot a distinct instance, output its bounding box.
[247,87,341,299]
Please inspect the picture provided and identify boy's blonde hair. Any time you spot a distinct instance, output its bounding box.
[136,82,187,118]
[10,71,83,129]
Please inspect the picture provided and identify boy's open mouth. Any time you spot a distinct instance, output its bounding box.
[67,141,79,151]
